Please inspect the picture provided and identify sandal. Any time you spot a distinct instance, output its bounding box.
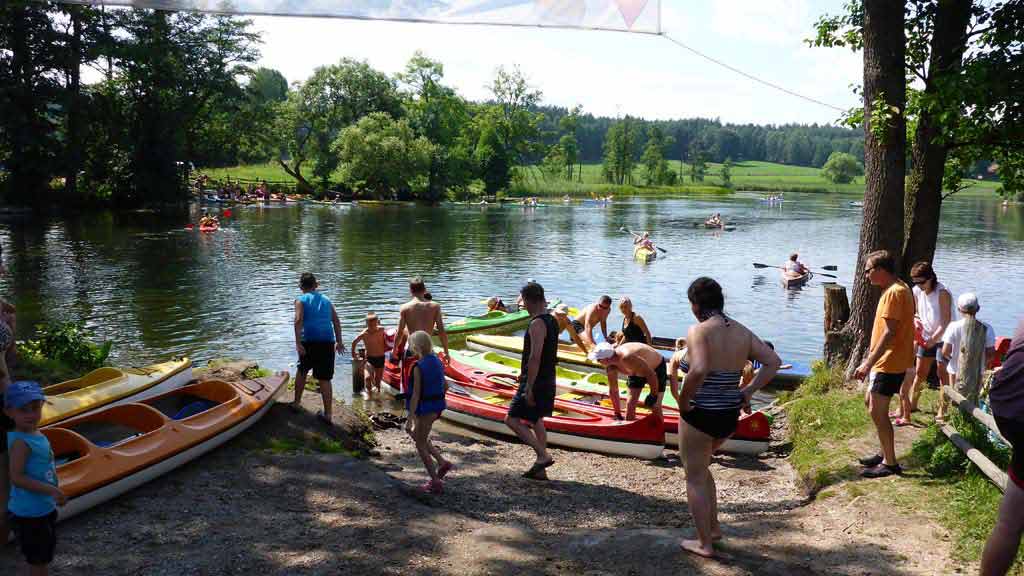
[437,461,454,479]
[421,479,444,494]
[893,417,910,427]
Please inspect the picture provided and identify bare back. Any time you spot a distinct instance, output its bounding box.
[688,316,760,372]
[401,299,443,335]
[614,342,664,375]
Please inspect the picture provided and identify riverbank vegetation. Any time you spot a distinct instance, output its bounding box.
[16,321,112,384]
[2,2,1012,208]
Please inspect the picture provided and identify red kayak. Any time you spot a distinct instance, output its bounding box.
[446,357,771,456]
[198,224,219,232]
[382,356,664,459]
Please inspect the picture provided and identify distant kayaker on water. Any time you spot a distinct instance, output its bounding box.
[504,281,558,480]
[551,304,588,354]
[350,312,388,397]
[782,253,808,279]
[572,296,613,349]
[705,213,723,228]
[672,277,780,559]
[394,277,449,367]
[291,273,344,423]
[403,331,452,494]
[589,341,667,421]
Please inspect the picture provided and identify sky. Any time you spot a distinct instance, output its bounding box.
[243,0,862,126]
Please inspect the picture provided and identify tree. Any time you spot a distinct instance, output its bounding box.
[602,117,639,185]
[557,105,582,181]
[278,59,401,191]
[688,143,707,182]
[821,0,907,371]
[333,112,434,199]
[483,65,544,191]
[721,157,733,188]
[822,151,864,183]
[640,125,675,186]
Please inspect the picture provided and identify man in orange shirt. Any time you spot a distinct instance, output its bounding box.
[854,250,916,478]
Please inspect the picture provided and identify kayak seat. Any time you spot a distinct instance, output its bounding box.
[172,399,220,420]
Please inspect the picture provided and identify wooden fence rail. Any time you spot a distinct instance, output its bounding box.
[941,384,1008,492]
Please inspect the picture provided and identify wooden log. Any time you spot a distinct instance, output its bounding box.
[823,283,852,367]
[940,423,1008,492]
[942,385,1009,446]
[352,349,366,395]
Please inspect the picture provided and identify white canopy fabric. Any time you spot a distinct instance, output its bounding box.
[52,0,662,34]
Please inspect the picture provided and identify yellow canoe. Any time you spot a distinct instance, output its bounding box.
[41,358,193,426]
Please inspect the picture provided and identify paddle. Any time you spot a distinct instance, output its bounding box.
[619,226,668,254]
[752,262,837,279]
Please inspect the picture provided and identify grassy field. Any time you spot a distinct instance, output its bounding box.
[199,160,1004,199]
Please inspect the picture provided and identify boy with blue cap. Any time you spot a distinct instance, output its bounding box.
[5,381,65,575]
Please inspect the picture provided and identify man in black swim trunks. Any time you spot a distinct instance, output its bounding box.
[504,282,558,480]
[572,295,612,348]
[589,341,667,421]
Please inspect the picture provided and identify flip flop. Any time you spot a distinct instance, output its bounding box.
[893,417,910,427]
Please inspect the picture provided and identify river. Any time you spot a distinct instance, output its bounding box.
[2,192,1022,400]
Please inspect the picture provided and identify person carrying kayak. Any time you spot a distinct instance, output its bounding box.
[782,253,809,279]
[572,296,613,349]
[589,341,668,421]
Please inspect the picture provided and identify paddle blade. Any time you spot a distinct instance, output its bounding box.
[657,246,668,254]
[816,272,838,279]
[752,263,771,268]
[821,265,838,271]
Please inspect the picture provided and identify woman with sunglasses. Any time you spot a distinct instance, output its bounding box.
[903,261,952,423]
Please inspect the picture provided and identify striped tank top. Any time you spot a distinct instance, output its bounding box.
[679,360,744,411]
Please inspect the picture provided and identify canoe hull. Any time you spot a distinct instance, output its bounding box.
[781,272,812,289]
[634,247,657,263]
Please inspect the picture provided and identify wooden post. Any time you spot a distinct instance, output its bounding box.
[352,349,365,395]
[823,283,852,367]
[941,424,1008,492]
[942,385,1010,446]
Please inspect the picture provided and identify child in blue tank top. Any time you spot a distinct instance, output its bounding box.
[403,331,452,494]
[5,381,65,573]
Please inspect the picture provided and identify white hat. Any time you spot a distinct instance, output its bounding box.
[957,292,979,312]
[588,342,616,361]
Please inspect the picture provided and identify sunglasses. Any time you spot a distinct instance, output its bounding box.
[598,303,611,310]
[911,277,929,286]
[863,266,876,275]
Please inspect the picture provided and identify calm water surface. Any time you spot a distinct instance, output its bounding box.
[2,193,1022,401]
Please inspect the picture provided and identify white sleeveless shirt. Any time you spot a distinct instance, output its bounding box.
[913,282,952,337]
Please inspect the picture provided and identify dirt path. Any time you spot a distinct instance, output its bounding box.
[1,402,962,575]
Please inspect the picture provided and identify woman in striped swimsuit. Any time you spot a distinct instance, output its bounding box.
[672,277,781,559]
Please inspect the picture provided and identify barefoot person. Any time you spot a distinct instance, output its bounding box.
[674,277,780,559]
[394,277,449,368]
[403,331,452,494]
[590,341,667,421]
[503,282,558,480]
[981,319,1024,576]
[291,273,344,423]
[551,304,588,354]
[351,312,388,396]
[572,295,613,348]
[853,250,915,478]
[904,261,952,421]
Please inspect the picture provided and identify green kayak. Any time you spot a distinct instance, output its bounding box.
[448,348,680,410]
[443,299,561,339]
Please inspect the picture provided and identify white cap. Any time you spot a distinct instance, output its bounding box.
[957,292,979,312]
[588,342,616,361]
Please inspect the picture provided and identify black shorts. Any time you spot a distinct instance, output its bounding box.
[570,319,585,335]
[870,372,904,397]
[627,359,668,393]
[916,344,940,359]
[9,510,58,566]
[995,416,1024,491]
[297,341,335,380]
[681,407,741,439]
[507,379,555,423]
[366,355,385,369]
[0,393,13,454]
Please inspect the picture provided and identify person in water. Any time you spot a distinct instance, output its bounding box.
[619,297,652,346]
[673,277,780,559]
[291,273,344,423]
[551,304,588,354]
[394,277,449,367]
[350,312,388,397]
[5,381,65,575]
[403,331,452,494]
[854,250,915,479]
[504,281,558,480]
[572,295,613,349]
[590,341,667,421]
[706,213,723,227]
[782,253,808,279]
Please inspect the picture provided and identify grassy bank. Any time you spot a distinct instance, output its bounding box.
[199,160,1003,199]
[784,362,1022,571]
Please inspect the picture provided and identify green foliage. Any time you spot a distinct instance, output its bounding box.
[688,144,707,182]
[333,112,434,199]
[822,151,864,184]
[20,322,113,373]
[721,157,733,188]
[639,125,675,186]
[602,117,639,185]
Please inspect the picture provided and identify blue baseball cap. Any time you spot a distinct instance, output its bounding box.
[4,381,45,409]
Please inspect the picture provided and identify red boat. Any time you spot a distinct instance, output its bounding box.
[445,357,771,456]
[382,356,664,459]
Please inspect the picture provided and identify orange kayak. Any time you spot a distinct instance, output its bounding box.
[44,373,288,523]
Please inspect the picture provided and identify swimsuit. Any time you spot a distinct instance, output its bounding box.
[622,315,646,344]
[679,360,744,439]
[366,356,385,369]
[570,318,586,336]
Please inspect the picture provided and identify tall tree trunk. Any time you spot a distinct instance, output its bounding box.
[826,0,907,374]
[901,0,973,276]
[65,5,83,200]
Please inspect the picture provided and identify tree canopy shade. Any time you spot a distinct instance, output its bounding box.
[49,0,663,33]
[821,152,864,184]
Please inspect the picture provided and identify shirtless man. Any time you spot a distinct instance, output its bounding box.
[350,312,388,396]
[589,341,668,421]
[394,277,449,365]
[551,304,588,353]
[572,296,613,349]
